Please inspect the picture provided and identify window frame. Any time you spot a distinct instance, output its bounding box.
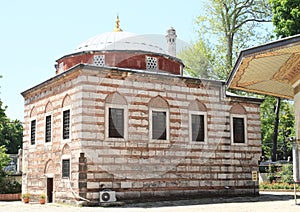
[149,107,169,141]
[61,157,71,179]
[44,113,52,143]
[230,114,247,145]
[105,104,128,141]
[189,111,207,143]
[62,107,71,141]
[30,118,37,146]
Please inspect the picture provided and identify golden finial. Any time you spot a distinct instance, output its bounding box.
[113,15,122,32]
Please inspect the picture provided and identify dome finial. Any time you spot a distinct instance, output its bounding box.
[113,15,122,32]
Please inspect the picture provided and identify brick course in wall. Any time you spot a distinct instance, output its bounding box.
[21,64,262,205]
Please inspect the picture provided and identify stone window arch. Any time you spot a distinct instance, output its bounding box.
[44,159,55,178]
[62,94,71,108]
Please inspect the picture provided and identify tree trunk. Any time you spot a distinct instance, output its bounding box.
[226,34,233,72]
[271,97,281,162]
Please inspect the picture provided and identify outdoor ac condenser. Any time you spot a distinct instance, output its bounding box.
[99,190,116,202]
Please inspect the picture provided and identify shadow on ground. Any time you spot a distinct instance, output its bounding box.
[122,193,299,208]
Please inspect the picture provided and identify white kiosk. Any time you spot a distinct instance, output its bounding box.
[227,35,300,204]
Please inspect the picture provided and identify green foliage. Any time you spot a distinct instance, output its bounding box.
[21,193,31,198]
[178,40,215,79]
[265,163,293,185]
[277,164,293,184]
[0,145,20,194]
[0,101,23,154]
[196,0,272,79]
[266,164,276,183]
[270,0,300,38]
[259,182,298,190]
[0,145,10,170]
[0,174,21,194]
[38,193,46,199]
[260,96,295,160]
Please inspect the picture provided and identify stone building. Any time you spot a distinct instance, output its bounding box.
[21,18,263,205]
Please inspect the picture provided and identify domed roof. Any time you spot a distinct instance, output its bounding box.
[74,31,167,54]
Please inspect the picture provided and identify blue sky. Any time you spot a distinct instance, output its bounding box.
[0,0,204,121]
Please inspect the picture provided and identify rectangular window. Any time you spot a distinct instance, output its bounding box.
[30,120,36,145]
[45,115,52,143]
[146,56,158,70]
[93,55,105,67]
[63,109,70,139]
[191,114,205,142]
[62,159,70,178]
[109,108,124,138]
[233,117,245,143]
[152,111,166,140]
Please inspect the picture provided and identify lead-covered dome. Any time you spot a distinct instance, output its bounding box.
[74,31,166,55]
[55,17,183,76]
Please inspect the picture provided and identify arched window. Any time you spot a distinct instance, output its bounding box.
[188,100,207,143]
[149,96,169,141]
[105,92,128,140]
[230,104,247,144]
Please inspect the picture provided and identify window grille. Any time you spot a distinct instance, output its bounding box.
[62,159,70,178]
[30,120,36,145]
[146,56,158,70]
[45,115,52,143]
[63,110,70,139]
[93,55,105,67]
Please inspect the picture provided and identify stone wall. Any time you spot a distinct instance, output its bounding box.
[21,65,261,204]
[22,69,83,204]
[77,66,261,202]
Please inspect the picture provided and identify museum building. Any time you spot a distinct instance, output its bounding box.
[21,18,263,204]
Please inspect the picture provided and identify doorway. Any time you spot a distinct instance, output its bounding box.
[47,178,53,203]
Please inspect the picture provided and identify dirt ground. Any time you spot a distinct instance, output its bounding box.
[0,191,299,212]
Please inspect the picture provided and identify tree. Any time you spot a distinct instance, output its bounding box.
[196,0,272,79]
[260,96,295,160]
[0,145,21,194]
[0,145,10,171]
[0,97,23,154]
[178,40,215,79]
[270,0,300,38]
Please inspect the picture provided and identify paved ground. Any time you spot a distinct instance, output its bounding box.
[0,191,300,212]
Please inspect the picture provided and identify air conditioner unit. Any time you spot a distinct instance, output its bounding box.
[100,190,116,203]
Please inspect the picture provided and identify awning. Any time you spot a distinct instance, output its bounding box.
[227,34,300,99]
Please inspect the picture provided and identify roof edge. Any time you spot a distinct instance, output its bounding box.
[227,34,300,87]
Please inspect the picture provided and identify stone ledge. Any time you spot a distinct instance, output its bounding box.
[99,201,125,207]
